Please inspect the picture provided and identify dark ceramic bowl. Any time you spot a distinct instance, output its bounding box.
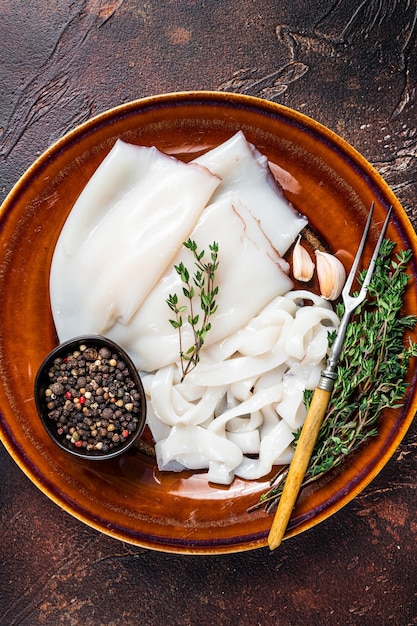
[34,335,147,460]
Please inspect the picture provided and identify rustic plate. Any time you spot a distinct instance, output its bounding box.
[0,92,416,554]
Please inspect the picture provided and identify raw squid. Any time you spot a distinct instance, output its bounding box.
[107,193,293,371]
[193,131,307,255]
[51,133,306,372]
[50,139,220,335]
[146,292,339,484]
[49,132,336,486]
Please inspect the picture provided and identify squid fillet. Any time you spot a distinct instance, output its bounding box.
[50,139,220,337]
[193,131,307,255]
[107,193,293,371]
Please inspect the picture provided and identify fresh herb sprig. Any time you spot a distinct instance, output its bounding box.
[253,239,417,513]
[167,239,219,381]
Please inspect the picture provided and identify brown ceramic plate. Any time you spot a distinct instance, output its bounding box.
[0,92,416,554]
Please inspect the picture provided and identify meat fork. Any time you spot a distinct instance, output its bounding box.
[268,203,392,550]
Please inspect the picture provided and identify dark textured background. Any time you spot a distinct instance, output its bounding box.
[1,1,416,624]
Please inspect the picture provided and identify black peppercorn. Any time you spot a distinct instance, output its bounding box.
[43,342,142,453]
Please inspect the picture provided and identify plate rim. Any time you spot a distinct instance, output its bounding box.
[1,90,416,554]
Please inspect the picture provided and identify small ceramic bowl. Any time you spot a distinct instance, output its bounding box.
[34,335,147,460]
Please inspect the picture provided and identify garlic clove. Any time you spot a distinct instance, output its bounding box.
[315,250,346,300]
[292,236,315,282]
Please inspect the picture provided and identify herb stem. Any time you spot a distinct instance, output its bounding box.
[251,239,417,513]
[167,239,219,381]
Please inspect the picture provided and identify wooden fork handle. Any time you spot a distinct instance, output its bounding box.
[268,387,331,550]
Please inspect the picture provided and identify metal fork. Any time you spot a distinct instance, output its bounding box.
[268,203,392,550]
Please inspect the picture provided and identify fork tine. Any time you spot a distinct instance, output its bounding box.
[342,202,374,298]
[359,206,392,294]
[327,204,391,369]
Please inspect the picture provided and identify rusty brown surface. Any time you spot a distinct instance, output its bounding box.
[1,1,417,624]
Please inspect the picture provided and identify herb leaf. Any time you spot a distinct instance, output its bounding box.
[254,239,417,513]
[167,239,219,381]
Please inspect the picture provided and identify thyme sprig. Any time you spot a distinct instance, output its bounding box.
[167,239,219,381]
[254,239,417,513]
